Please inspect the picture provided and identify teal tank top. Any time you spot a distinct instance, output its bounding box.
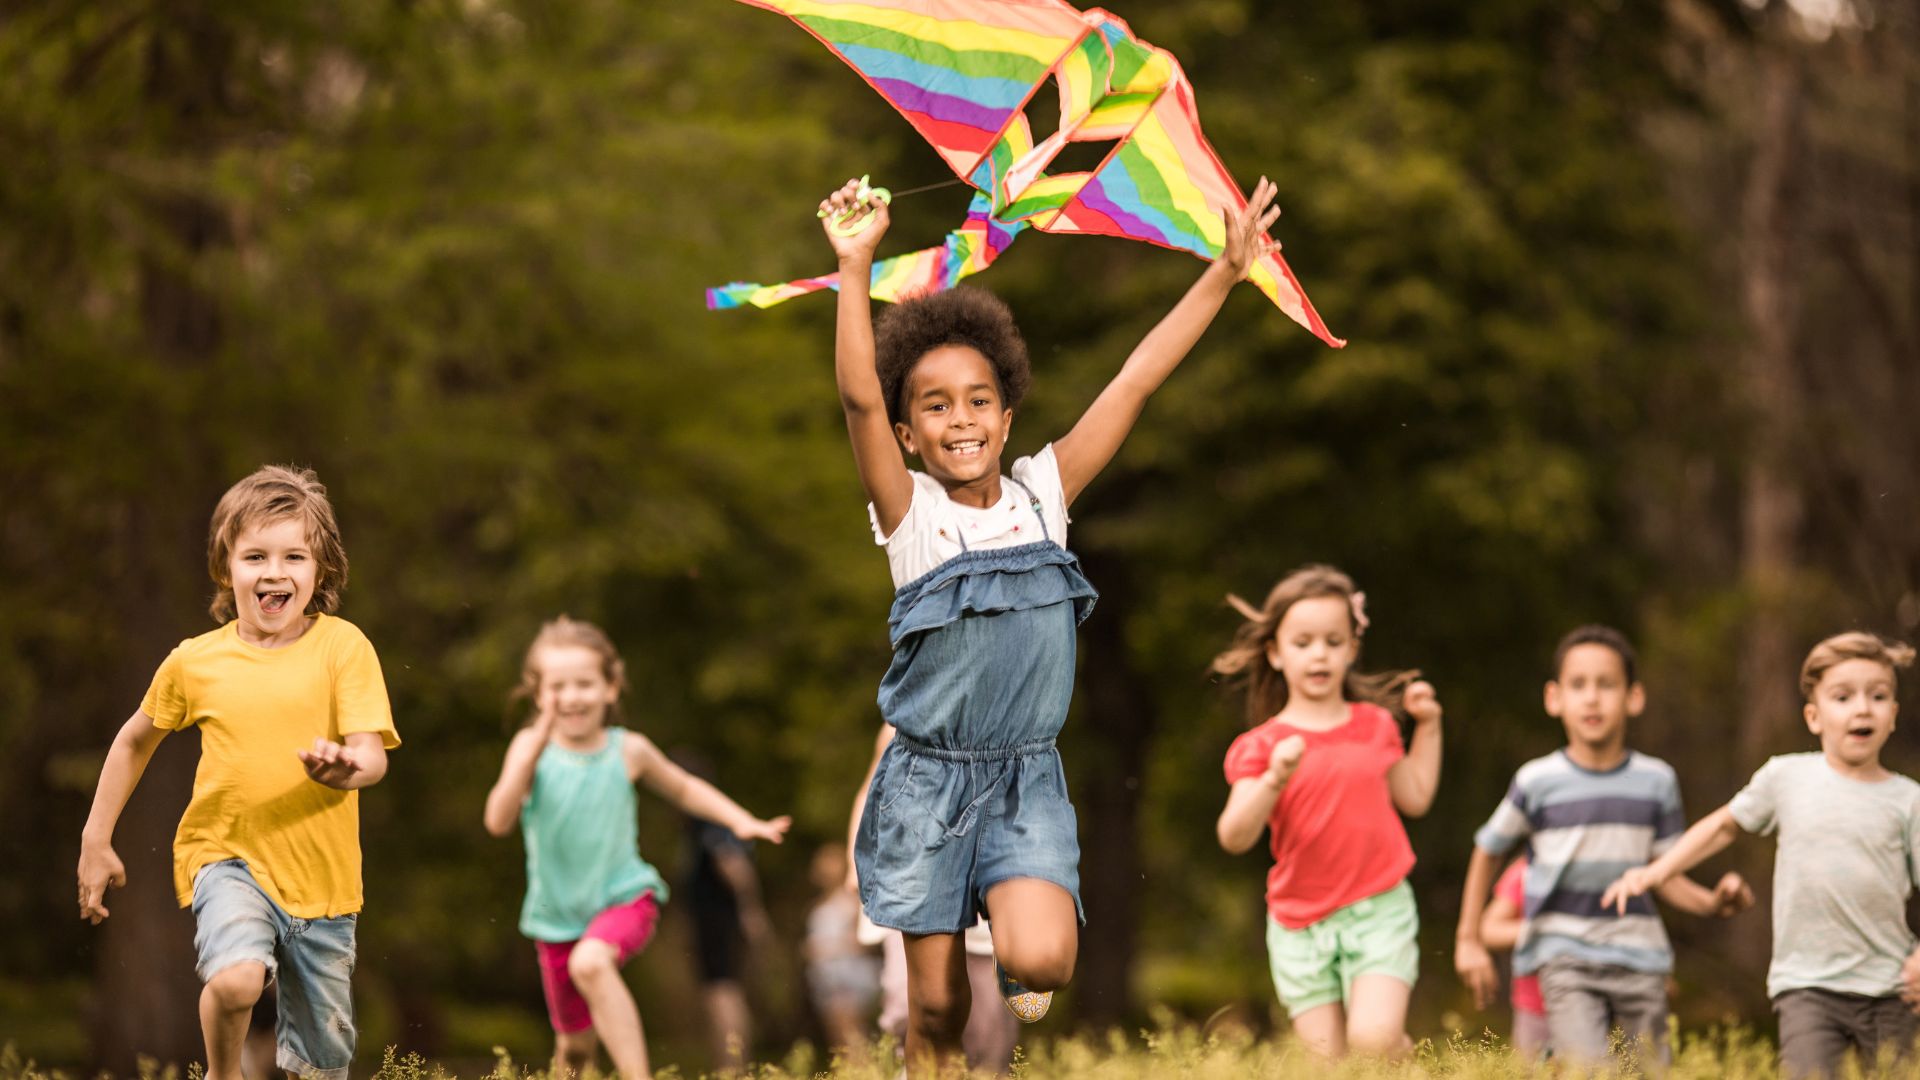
[518,727,669,942]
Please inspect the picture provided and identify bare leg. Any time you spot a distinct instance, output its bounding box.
[567,940,649,1080]
[962,952,1018,1073]
[902,932,970,1072]
[820,999,869,1062]
[1291,1002,1346,1058]
[551,1028,598,1079]
[982,880,1077,991]
[200,962,268,1080]
[1345,974,1413,1057]
[701,980,752,1071]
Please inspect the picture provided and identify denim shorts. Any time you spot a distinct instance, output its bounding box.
[1265,880,1419,1016]
[192,860,357,1080]
[857,735,1082,935]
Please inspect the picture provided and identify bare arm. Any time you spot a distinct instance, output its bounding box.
[78,709,171,924]
[1601,805,1745,914]
[822,181,914,535]
[483,720,553,837]
[1454,845,1504,1009]
[298,731,390,791]
[1387,681,1443,817]
[1217,733,1304,854]
[1052,178,1280,505]
[1480,889,1524,951]
[632,734,791,843]
[845,724,896,890]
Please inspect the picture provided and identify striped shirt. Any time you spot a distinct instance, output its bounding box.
[1473,750,1687,975]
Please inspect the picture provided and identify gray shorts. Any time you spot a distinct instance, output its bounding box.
[1537,958,1668,1066]
[1774,987,1918,1079]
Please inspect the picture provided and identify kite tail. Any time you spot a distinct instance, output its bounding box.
[707,193,1026,311]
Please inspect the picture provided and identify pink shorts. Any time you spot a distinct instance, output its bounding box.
[535,891,661,1033]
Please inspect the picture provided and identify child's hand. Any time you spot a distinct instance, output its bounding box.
[1710,871,1755,918]
[734,814,792,844]
[1454,938,1499,1010]
[299,737,365,790]
[77,842,126,925]
[1404,680,1443,727]
[1216,176,1282,282]
[1900,946,1920,1013]
[1600,866,1660,915]
[1263,734,1306,786]
[820,178,890,263]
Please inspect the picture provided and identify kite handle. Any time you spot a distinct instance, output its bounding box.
[817,174,892,237]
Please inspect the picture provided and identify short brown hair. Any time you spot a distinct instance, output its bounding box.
[1799,631,1915,699]
[206,465,348,622]
[1552,625,1638,685]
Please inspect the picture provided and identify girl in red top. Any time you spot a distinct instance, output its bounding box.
[1214,564,1443,1057]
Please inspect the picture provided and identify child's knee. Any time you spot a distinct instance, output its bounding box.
[566,941,619,986]
[1345,1023,1410,1057]
[908,987,969,1039]
[203,961,268,1012]
[1004,938,1075,990]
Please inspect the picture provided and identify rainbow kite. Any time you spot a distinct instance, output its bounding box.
[706,0,1343,347]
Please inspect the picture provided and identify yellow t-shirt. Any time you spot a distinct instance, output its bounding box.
[141,613,399,918]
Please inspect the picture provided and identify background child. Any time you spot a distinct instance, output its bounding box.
[674,749,777,1073]
[821,174,1283,1066]
[1213,564,1444,1057]
[1455,624,1751,1066]
[483,616,790,1080]
[804,843,880,1059]
[76,465,398,1080]
[1481,856,1548,1056]
[1603,632,1920,1079]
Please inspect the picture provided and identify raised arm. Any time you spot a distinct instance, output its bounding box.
[1217,731,1304,854]
[483,718,553,837]
[1454,845,1504,1010]
[78,709,171,924]
[1051,178,1281,505]
[1387,681,1443,817]
[631,734,791,844]
[1601,805,1749,915]
[823,180,915,535]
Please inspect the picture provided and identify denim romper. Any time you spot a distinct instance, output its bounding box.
[855,474,1098,935]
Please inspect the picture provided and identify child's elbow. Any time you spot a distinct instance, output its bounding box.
[1216,818,1253,854]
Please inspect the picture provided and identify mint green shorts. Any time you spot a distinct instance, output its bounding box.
[1265,880,1419,1017]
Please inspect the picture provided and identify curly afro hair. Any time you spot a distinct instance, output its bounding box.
[874,286,1031,426]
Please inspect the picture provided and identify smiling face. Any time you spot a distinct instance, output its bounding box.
[1545,642,1644,756]
[227,516,318,646]
[534,643,621,744]
[892,344,1011,488]
[1266,595,1358,706]
[1804,657,1899,771]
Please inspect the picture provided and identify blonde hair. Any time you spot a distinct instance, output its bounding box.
[206,465,348,622]
[511,615,629,721]
[1210,564,1418,727]
[1799,631,1915,700]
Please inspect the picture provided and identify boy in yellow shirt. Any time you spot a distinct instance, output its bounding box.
[77,465,400,1080]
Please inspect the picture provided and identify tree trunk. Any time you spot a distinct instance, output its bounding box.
[1070,549,1154,1028]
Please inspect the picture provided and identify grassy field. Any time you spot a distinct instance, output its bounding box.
[7,1024,1919,1080]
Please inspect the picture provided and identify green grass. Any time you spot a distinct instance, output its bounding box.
[4,1024,1915,1080]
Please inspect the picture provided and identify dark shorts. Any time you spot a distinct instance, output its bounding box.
[1774,987,1919,1079]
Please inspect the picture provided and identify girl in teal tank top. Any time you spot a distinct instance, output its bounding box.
[484,617,791,1080]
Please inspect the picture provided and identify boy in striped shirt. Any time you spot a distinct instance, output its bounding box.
[1453,625,1753,1064]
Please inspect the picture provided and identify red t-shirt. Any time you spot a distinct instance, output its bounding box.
[1223,702,1415,929]
[1493,857,1545,1016]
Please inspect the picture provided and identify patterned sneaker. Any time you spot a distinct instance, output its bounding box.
[996,961,1052,1023]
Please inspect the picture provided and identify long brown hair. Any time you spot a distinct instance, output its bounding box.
[510,615,629,724]
[1210,564,1419,727]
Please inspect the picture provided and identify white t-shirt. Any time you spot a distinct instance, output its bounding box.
[868,444,1071,588]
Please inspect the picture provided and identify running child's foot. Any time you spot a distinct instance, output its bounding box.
[996,961,1052,1023]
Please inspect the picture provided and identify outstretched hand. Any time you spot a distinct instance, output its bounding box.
[1404,680,1443,727]
[734,814,793,844]
[1218,176,1281,281]
[1711,871,1755,918]
[820,178,890,262]
[1600,866,1660,915]
[299,737,365,790]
